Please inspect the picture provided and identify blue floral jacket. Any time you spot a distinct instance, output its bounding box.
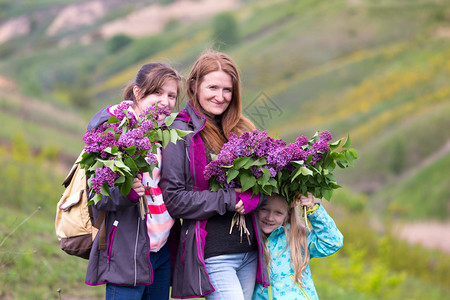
[253,205,343,300]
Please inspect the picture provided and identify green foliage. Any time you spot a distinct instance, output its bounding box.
[107,34,133,54]
[212,12,240,48]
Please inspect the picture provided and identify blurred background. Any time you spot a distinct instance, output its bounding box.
[0,0,449,299]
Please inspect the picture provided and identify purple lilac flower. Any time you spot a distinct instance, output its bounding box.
[146,152,158,165]
[204,160,225,180]
[250,166,263,179]
[296,135,308,146]
[319,130,332,142]
[83,129,102,153]
[141,105,171,122]
[313,140,330,153]
[141,119,155,132]
[117,128,144,149]
[91,167,118,194]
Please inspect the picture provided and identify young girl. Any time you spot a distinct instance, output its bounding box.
[253,193,343,300]
[160,50,269,300]
[84,62,182,300]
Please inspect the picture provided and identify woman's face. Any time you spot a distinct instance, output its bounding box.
[197,70,233,116]
[134,79,178,121]
[258,195,289,235]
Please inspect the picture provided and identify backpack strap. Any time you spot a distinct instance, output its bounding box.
[91,209,107,251]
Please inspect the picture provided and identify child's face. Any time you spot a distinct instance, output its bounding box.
[258,195,288,235]
[136,79,178,121]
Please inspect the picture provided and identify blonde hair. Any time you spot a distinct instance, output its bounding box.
[187,49,254,153]
[261,195,310,286]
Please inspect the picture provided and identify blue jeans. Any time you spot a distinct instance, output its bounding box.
[204,251,258,300]
[105,243,171,300]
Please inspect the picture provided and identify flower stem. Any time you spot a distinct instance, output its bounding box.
[303,205,311,232]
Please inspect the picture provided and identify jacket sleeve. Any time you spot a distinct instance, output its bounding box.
[306,204,344,258]
[159,135,237,220]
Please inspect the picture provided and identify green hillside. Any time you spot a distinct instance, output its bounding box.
[0,0,449,298]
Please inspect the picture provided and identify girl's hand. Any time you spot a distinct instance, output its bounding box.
[297,192,315,208]
[132,174,145,197]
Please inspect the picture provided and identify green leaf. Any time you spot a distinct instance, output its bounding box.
[170,129,179,145]
[164,113,176,127]
[342,134,352,148]
[107,116,119,124]
[124,156,138,172]
[119,175,134,197]
[261,168,271,184]
[115,175,126,184]
[226,169,239,183]
[240,172,256,193]
[88,160,104,172]
[100,183,110,196]
[300,166,313,176]
[175,129,191,138]
[125,145,137,156]
[322,189,333,201]
[210,153,218,161]
[90,193,102,205]
[162,130,171,148]
[233,157,251,169]
[329,139,342,150]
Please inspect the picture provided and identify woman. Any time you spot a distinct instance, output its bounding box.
[84,62,182,300]
[160,50,270,300]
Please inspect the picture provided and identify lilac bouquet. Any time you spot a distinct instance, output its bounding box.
[205,129,358,232]
[277,130,359,206]
[78,102,190,205]
[204,129,286,196]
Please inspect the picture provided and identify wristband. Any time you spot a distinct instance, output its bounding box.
[306,204,320,215]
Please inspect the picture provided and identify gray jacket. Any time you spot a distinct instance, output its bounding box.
[160,103,270,298]
[84,105,180,287]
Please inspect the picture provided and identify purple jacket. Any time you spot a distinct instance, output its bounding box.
[159,103,270,298]
[84,105,180,287]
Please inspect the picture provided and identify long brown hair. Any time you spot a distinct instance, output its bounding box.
[187,50,254,153]
[123,62,183,108]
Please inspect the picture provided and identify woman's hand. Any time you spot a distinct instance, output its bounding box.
[297,192,315,208]
[234,188,245,214]
[132,174,145,197]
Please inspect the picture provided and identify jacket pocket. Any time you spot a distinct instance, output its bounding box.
[107,220,119,263]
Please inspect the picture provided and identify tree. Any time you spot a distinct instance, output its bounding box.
[107,34,133,54]
[212,12,240,48]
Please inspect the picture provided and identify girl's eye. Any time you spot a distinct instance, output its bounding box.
[224,88,232,93]
[260,207,267,212]
[169,94,177,99]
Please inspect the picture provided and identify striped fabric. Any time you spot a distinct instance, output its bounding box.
[143,146,175,252]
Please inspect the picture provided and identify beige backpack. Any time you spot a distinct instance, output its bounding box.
[55,152,106,259]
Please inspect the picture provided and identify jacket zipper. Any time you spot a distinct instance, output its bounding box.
[107,220,119,263]
[196,222,203,295]
[290,274,310,300]
[182,228,188,269]
[134,217,140,286]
